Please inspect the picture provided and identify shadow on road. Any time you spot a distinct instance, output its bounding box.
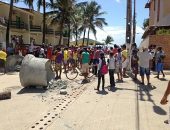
[17,86,47,94]
[132,78,167,115]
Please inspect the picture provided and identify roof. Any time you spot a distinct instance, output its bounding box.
[0,1,34,15]
[142,25,170,39]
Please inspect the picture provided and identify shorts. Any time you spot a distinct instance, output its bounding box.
[82,63,89,73]
[64,60,68,65]
[55,63,62,70]
[115,64,122,73]
[93,59,99,65]
[69,58,75,64]
[0,59,5,68]
[140,67,150,76]
[122,59,129,69]
[155,63,163,72]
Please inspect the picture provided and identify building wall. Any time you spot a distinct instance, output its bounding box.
[0,2,65,46]
[149,0,170,26]
[149,35,170,69]
[11,31,29,44]
[149,0,155,26]
[32,11,43,26]
[0,4,9,19]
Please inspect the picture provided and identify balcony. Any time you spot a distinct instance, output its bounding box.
[30,25,41,32]
[10,21,28,30]
[46,28,54,34]
[55,31,62,36]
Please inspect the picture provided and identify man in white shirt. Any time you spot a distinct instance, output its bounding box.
[138,47,153,85]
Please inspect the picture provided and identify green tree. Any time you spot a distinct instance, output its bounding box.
[47,0,76,46]
[79,1,107,46]
[103,35,114,45]
[143,18,149,30]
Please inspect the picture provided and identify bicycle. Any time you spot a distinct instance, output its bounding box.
[65,64,95,80]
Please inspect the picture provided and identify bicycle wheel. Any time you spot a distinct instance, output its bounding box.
[88,65,95,78]
[65,68,78,80]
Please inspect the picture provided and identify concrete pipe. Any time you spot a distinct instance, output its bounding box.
[19,54,55,87]
[6,55,24,71]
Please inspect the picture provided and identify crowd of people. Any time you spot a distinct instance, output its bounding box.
[0,42,167,91]
[38,43,166,92]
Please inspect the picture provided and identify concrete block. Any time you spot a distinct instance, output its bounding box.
[19,54,55,87]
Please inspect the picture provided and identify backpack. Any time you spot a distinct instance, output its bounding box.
[100,59,108,75]
[101,64,108,75]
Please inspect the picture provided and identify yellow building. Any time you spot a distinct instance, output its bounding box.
[0,1,66,49]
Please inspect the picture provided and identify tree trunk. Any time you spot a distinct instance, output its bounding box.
[87,27,90,46]
[82,29,86,47]
[6,0,14,49]
[67,23,71,47]
[58,17,64,46]
[42,0,46,44]
[75,27,78,46]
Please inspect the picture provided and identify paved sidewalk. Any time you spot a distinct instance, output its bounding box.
[47,75,170,130]
[0,72,170,130]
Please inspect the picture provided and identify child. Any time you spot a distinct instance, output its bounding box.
[97,53,106,91]
[107,52,116,89]
[115,48,123,82]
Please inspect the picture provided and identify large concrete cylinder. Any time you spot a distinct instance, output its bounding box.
[19,54,55,87]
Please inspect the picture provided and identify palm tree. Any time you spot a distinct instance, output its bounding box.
[47,0,76,46]
[70,3,85,46]
[6,0,33,49]
[103,35,114,46]
[79,1,107,46]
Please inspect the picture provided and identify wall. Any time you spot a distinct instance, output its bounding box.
[149,0,155,26]
[0,4,9,19]
[32,12,43,26]
[10,31,29,44]
[149,0,170,26]
[149,35,170,69]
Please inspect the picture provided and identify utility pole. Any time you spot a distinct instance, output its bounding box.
[126,0,132,44]
[132,0,136,44]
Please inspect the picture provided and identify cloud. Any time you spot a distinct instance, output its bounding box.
[115,0,121,3]
[86,26,144,46]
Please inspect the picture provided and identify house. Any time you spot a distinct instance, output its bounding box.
[140,0,170,69]
[0,1,67,49]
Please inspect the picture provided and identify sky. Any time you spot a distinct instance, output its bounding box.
[77,0,149,46]
[1,0,149,46]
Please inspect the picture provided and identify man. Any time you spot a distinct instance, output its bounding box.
[63,48,68,73]
[121,44,129,78]
[55,48,63,79]
[138,47,153,85]
[155,47,165,79]
[81,48,90,83]
[0,49,7,74]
